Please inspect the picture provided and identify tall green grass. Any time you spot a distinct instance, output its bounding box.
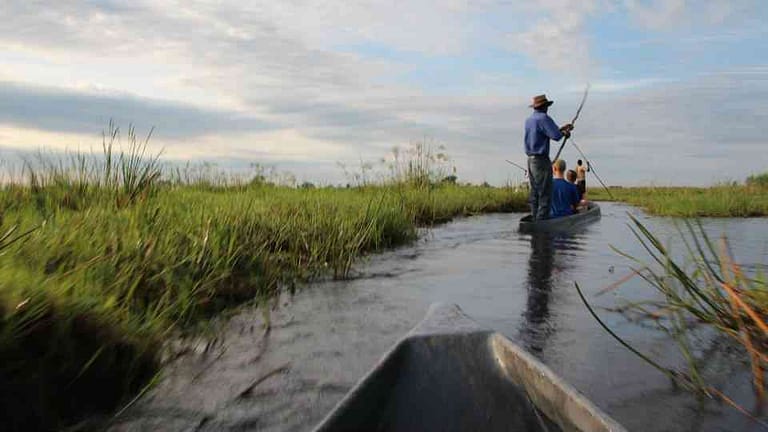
[589,184,768,217]
[0,132,527,430]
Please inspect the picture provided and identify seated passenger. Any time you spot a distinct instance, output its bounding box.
[550,159,580,218]
[566,169,577,184]
[566,169,584,201]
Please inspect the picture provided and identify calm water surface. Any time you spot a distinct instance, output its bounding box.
[112,202,768,432]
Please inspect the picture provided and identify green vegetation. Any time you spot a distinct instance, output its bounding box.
[579,216,767,414]
[589,182,768,217]
[0,129,527,431]
[747,172,768,189]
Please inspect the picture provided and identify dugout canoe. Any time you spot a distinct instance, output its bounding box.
[314,303,626,432]
[519,202,601,233]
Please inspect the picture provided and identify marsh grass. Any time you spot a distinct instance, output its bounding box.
[589,184,768,217]
[579,215,768,423]
[0,130,527,430]
[747,173,768,189]
[385,141,456,187]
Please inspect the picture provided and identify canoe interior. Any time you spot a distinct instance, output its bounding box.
[314,303,625,432]
[519,203,601,233]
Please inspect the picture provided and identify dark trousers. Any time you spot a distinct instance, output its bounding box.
[577,180,586,200]
[527,155,552,220]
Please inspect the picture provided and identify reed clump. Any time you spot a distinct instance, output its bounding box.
[747,172,768,189]
[0,128,528,430]
[580,215,768,419]
[589,184,768,217]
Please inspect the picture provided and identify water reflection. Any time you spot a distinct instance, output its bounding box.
[113,205,768,432]
[520,232,580,353]
[520,232,555,353]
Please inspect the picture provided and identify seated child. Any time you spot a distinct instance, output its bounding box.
[567,169,588,211]
[566,169,577,185]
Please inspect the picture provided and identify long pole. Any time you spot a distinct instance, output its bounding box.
[505,159,527,173]
[570,139,614,199]
[553,84,590,162]
[552,133,570,163]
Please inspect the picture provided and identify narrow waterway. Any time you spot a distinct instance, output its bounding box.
[111,202,768,432]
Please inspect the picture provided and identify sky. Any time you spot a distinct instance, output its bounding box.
[0,0,766,186]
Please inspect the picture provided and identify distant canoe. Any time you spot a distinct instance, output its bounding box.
[519,203,601,233]
[314,303,625,432]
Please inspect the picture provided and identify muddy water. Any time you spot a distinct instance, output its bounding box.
[110,202,768,432]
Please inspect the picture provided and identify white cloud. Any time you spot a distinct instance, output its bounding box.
[505,0,603,79]
[623,0,686,30]
[571,78,669,93]
[0,124,347,164]
[247,0,475,55]
[623,0,757,30]
[0,1,766,186]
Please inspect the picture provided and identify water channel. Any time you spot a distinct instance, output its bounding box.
[111,202,768,432]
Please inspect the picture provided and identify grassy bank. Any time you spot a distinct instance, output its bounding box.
[0,139,527,430]
[589,184,768,217]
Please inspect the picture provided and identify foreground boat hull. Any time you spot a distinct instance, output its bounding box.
[518,203,601,233]
[314,303,625,432]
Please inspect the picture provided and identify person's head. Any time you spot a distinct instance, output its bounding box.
[552,159,566,178]
[566,170,577,183]
[577,159,583,166]
[530,94,554,113]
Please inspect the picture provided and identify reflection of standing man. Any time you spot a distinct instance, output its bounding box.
[521,233,555,353]
[524,95,573,220]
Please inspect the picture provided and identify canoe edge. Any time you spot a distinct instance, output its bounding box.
[313,303,626,432]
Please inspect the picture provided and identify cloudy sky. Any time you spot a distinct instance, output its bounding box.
[0,0,766,185]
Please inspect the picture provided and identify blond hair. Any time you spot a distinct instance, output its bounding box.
[553,159,566,173]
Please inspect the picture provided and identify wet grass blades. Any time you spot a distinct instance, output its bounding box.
[579,215,768,427]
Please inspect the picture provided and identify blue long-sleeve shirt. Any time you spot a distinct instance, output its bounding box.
[551,178,580,217]
[524,111,563,156]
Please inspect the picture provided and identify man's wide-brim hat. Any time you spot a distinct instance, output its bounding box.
[530,94,554,108]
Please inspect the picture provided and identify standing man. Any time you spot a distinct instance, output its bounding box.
[524,94,573,220]
[576,159,589,199]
